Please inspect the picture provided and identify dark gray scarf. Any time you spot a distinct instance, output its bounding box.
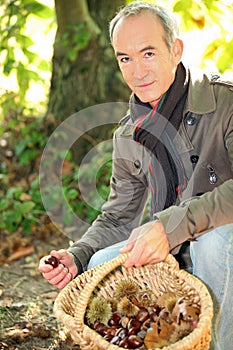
[130,62,189,216]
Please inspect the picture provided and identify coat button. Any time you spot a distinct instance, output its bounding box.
[207,165,217,184]
[134,160,141,169]
[190,155,199,164]
[185,115,197,126]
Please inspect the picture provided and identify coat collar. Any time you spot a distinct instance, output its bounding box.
[119,66,217,131]
[184,68,216,115]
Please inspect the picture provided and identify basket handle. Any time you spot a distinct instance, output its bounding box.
[74,253,178,327]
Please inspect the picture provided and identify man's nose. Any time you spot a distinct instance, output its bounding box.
[132,60,148,80]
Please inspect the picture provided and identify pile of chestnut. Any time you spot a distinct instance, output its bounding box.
[92,306,160,349]
[85,279,200,349]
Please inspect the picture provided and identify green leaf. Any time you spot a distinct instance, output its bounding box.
[19,149,39,165]
[67,49,78,62]
[24,1,54,19]
[173,0,192,12]
[6,187,23,200]
[66,189,79,200]
[5,209,22,224]
[17,34,34,48]
[25,69,40,81]
[20,201,36,214]
[22,48,38,63]
[37,59,51,71]
[3,59,15,75]
[62,210,74,226]
[0,199,9,212]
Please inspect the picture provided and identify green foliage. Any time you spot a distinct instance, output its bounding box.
[41,141,112,228]
[0,115,47,233]
[173,0,233,73]
[0,0,55,117]
[14,119,46,166]
[204,38,233,73]
[0,117,113,234]
[0,182,43,233]
[174,0,224,30]
[59,23,92,62]
[0,0,232,237]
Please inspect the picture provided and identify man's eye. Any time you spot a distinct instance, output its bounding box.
[120,57,130,63]
[145,52,154,58]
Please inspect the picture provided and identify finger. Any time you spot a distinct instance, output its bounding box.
[50,250,64,260]
[38,263,53,273]
[120,241,134,253]
[55,272,73,289]
[42,262,65,280]
[123,241,145,267]
[47,266,69,286]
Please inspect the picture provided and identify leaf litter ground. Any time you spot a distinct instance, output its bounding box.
[0,218,80,350]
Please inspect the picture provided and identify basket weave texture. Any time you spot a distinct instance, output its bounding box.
[54,253,213,350]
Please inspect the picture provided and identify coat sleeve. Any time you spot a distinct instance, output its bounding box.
[158,86,233,253]
[156,179,233,253]
[68,127,149,272]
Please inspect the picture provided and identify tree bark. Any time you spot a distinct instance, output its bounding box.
[46,0,129,163]
[47,0,129,122]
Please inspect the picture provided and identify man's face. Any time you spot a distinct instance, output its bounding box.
[112,11,183,107]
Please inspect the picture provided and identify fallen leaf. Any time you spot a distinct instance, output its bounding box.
[19,192,32,201]
[6,246,35,263]
[144,321,175,349]
[0,296,13,307]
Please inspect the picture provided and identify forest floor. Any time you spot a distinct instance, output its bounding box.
[0,218,80,350]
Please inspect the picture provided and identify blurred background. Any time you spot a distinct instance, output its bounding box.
[0,1,232,349]
[0,0,233,250]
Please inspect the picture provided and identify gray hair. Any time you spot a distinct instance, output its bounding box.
[109,1,179,52]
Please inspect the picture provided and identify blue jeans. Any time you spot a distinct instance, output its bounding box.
[190,224,233,350]
[87,224,233,350]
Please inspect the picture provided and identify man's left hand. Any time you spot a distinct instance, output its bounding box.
[120,220,170,267]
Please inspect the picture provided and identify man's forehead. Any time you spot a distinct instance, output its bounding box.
[112,14,165,54]
[112,12,164,42]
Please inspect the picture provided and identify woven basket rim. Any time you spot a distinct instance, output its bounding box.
[54,254,213,350]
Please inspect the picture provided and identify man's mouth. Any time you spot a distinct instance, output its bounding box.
[137,81,155,88]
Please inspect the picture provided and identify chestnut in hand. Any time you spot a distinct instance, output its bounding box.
[44,255,59,268]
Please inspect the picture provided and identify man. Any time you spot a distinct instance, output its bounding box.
[39,2,233,349]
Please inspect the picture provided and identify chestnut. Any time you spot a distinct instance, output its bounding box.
[44,255,59,268]
[106,327,118,338]
[94,322,108,336]
[116,327,128,340]
[128,326,139,336]
[128,335,143,348]
[136,308,150,323]
[150,305,161,315]
[141,319,151,332]
[119,337,130,348]
[120,316,130,329]
[127,319,141,331]
[110,335,120,345]
[108,311,121,327]
[104,333,114,342]
[149,311,159,322]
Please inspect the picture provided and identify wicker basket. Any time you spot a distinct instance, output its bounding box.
[54,254,213,350]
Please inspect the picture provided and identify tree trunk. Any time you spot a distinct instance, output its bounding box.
[47,0,129,122]
[46,0,129,163]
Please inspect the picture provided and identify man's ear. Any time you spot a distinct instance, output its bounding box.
[173,38,184,64]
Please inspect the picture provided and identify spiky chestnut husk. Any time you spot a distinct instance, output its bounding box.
[156,293,178,313]
[86,297,112,326]
[136,289,157,307]
[117,296,139,317]
[105,297,118,312]
[114,279,139,299]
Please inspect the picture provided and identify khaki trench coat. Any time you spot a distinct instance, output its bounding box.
[69,69,233,272]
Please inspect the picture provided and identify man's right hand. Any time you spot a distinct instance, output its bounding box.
[38,249,78,289]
